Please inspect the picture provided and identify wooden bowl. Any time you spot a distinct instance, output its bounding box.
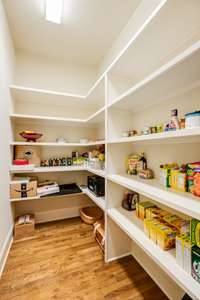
[20,132,43,142]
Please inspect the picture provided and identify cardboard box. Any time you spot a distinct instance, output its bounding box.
[15,145,41,167]
[14,214,35,239]
[10,181,37,199]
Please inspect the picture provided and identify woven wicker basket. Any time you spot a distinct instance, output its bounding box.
[80,206,103,225]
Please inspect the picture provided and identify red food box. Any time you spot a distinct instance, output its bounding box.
[13,159,29,165]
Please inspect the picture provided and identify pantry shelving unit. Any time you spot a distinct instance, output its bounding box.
[9,1,200,299]
[107,207,200,300]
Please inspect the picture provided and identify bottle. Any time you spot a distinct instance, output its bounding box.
[140,152,147,170]
[171,109,180,129]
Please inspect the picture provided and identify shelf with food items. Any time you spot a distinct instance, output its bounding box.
[10,145,106,178]
[107,153,200,220]
[10,141,106,147]
[107,203,200,300]
[10,173,105,209]
[10,180,83,202]
[10,130,105,147]
[108,109,200,144]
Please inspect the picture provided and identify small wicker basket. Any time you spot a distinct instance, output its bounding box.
[80,206,103,225]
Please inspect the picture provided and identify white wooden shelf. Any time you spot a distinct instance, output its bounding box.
[10,166,85,173]
[107,128,200,145]
[10,107,105,126]
[10,140,105,147]
[107,207,200,300]
[10,192,84,203]
[107,174,200,220]
[108,41,200,112]
[10,165,106,178]
[86,167,106,178]
[80,186,105,211]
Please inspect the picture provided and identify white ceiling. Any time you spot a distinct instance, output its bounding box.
[3,0,140,67]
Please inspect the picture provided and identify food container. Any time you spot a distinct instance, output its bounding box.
[185,111,200,128]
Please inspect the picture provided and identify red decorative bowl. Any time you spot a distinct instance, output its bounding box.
[20,131,43,142]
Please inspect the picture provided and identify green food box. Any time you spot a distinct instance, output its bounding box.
[191,219,200,247]
[192,246,200,283]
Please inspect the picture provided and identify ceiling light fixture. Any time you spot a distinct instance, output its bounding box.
[45,0,63,24]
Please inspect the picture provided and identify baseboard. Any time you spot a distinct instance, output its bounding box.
[0,226,13,278]
[35,206,83,224]
[105,252,131,263]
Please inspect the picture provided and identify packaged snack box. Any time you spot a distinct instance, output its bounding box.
[163,214,190,236]
[192,245,200,283]
[183,236,192,274]
[145,207,162,220]
[176,235,192,274]
[187,162,200,196]
[144,219,151,238]
[191,219,200,247]
[149,220,159,243]
[138,201,155,220]
[170,169,186,192]
[156,223,177,250]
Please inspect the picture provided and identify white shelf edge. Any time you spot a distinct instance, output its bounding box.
[9,165,106,178]
[107,207,200,300]
[80,186,105,211]
[10,113,86,123]
[86,106,105,122]
[10,141,105,147]
[10,192,84,202]
[108,40,200,109]
[107,174,200,220]
[107,128,200,144]
[10,84,85,99]
[10,107,105,125]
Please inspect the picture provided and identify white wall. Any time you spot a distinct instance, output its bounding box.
[0,0,15,275]
[14,51,98,95]
[98,0,164,75]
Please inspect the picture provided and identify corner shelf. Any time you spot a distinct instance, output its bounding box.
[10,141,105,147]
[10,191,84,203]
[107,174,200,220]
[107,207,200,300]
[10,108,105,126]
[10,165,106,178]
[79,186,105,211]
[107,128,200,145]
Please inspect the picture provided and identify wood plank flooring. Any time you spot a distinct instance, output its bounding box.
[0,218,168,300]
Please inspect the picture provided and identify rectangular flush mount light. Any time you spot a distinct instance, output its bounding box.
[45,0,63,24]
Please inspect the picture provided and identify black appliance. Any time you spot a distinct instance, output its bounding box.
[87,175,105,197]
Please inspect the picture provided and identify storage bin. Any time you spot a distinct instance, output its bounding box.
[14,214,35,239]
[80,207,103,225]
[185,111,200,128]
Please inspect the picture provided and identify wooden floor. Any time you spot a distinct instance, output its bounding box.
[0,218,168,300]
